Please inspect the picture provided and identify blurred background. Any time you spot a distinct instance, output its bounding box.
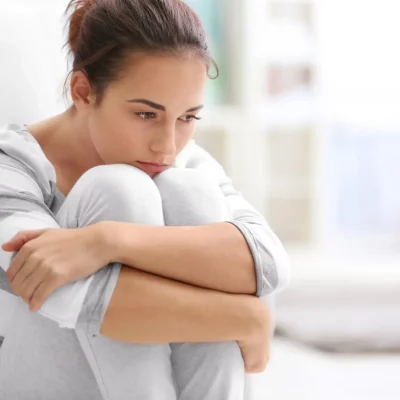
[1,0,399,399]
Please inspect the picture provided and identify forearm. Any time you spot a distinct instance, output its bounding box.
[104,221,257,295]
[100,265,268,344]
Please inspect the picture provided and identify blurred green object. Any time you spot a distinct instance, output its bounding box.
[184,0,228,105]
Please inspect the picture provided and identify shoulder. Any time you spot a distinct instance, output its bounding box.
[0,124,56,200]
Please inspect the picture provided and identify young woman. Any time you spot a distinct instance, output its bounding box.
[0,0,290,399]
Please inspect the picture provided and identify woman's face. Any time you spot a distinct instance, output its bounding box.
[86,53,207,176]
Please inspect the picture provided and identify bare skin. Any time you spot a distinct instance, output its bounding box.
[102,266,271,373]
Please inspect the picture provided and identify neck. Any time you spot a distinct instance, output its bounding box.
[27,109,104,174]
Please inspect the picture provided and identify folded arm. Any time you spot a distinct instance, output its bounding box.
[0,144,269,349]
[107,144,290,298]
[184,144,291,297]
[99,265,269,344]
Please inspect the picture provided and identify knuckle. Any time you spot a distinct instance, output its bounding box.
[41,260,53,273]
[31,252,43,264]
[23,241,35,253]
[53,269,68,285]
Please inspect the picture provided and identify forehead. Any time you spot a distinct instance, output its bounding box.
[109,52,208,108]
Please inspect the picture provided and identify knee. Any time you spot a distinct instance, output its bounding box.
[173,341,243,370]
[76,164,161,207]
[65,165,163,226]
[203,342,243,369]
[154,169,230,225]
[154,168,221,199]
[206,342,243,366]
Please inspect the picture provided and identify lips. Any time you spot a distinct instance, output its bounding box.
[136,161,171,174]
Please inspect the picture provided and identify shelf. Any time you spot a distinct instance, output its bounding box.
[190,0,322,247]
[266,197,314,243]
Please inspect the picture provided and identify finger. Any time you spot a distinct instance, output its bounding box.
[29,275,59,312]
[1,233,26,252]
[19,263,51,306]
[6,244,32,282]
[10,253,41,298]
[2,230,47,252]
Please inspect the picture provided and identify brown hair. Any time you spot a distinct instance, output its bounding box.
[65,0,218,105]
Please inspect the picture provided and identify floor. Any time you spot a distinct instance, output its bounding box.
[1,335,398,399]
[1,292,399,400]
[249,338,400,400]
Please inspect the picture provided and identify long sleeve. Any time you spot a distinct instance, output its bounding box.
[0,128,59,294]
[0,126,120,334]
[185,143,290,297]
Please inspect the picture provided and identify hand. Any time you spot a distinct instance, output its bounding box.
[2,224,111,312]
[238,300,271,373]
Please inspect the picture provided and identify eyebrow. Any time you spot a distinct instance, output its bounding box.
[126,98,204,113]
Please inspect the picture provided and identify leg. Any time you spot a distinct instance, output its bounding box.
[56,165,177,400]
[154,169,245,400]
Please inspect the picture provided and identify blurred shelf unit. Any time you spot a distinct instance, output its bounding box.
[193,107,240,171]
[187,0,321,246]
[261,0,320,245]
[188,0,400,258]
[265,126,317,243]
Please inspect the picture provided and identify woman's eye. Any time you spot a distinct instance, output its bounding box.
[136,112,157,120]
[180,115,201,124]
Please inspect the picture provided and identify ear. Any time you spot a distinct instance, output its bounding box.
[70,71,96,111]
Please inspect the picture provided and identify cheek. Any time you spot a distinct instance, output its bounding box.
[176,124,195,154]
[88,110,141,162]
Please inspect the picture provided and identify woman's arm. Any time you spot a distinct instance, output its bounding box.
[100,265,271,373]
[103,144,290,298]
[101,265,265,343]
[106,221,257,295]
[0,128,269,372]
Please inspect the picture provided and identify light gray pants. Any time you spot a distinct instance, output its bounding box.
[60,165,245,400]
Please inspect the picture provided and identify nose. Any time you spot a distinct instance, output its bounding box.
[149,124,176,156]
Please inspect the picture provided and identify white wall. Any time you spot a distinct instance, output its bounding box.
[0,0,69,335]
[318,0,400,128]
[0,0,69,125]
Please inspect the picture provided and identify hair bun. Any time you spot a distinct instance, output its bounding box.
[67,0,95,54]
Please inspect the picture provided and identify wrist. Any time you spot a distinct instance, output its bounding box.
[96,221,144,265]
[93,221,121,263]
[244,297,271,341]
[228,295,266,342]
